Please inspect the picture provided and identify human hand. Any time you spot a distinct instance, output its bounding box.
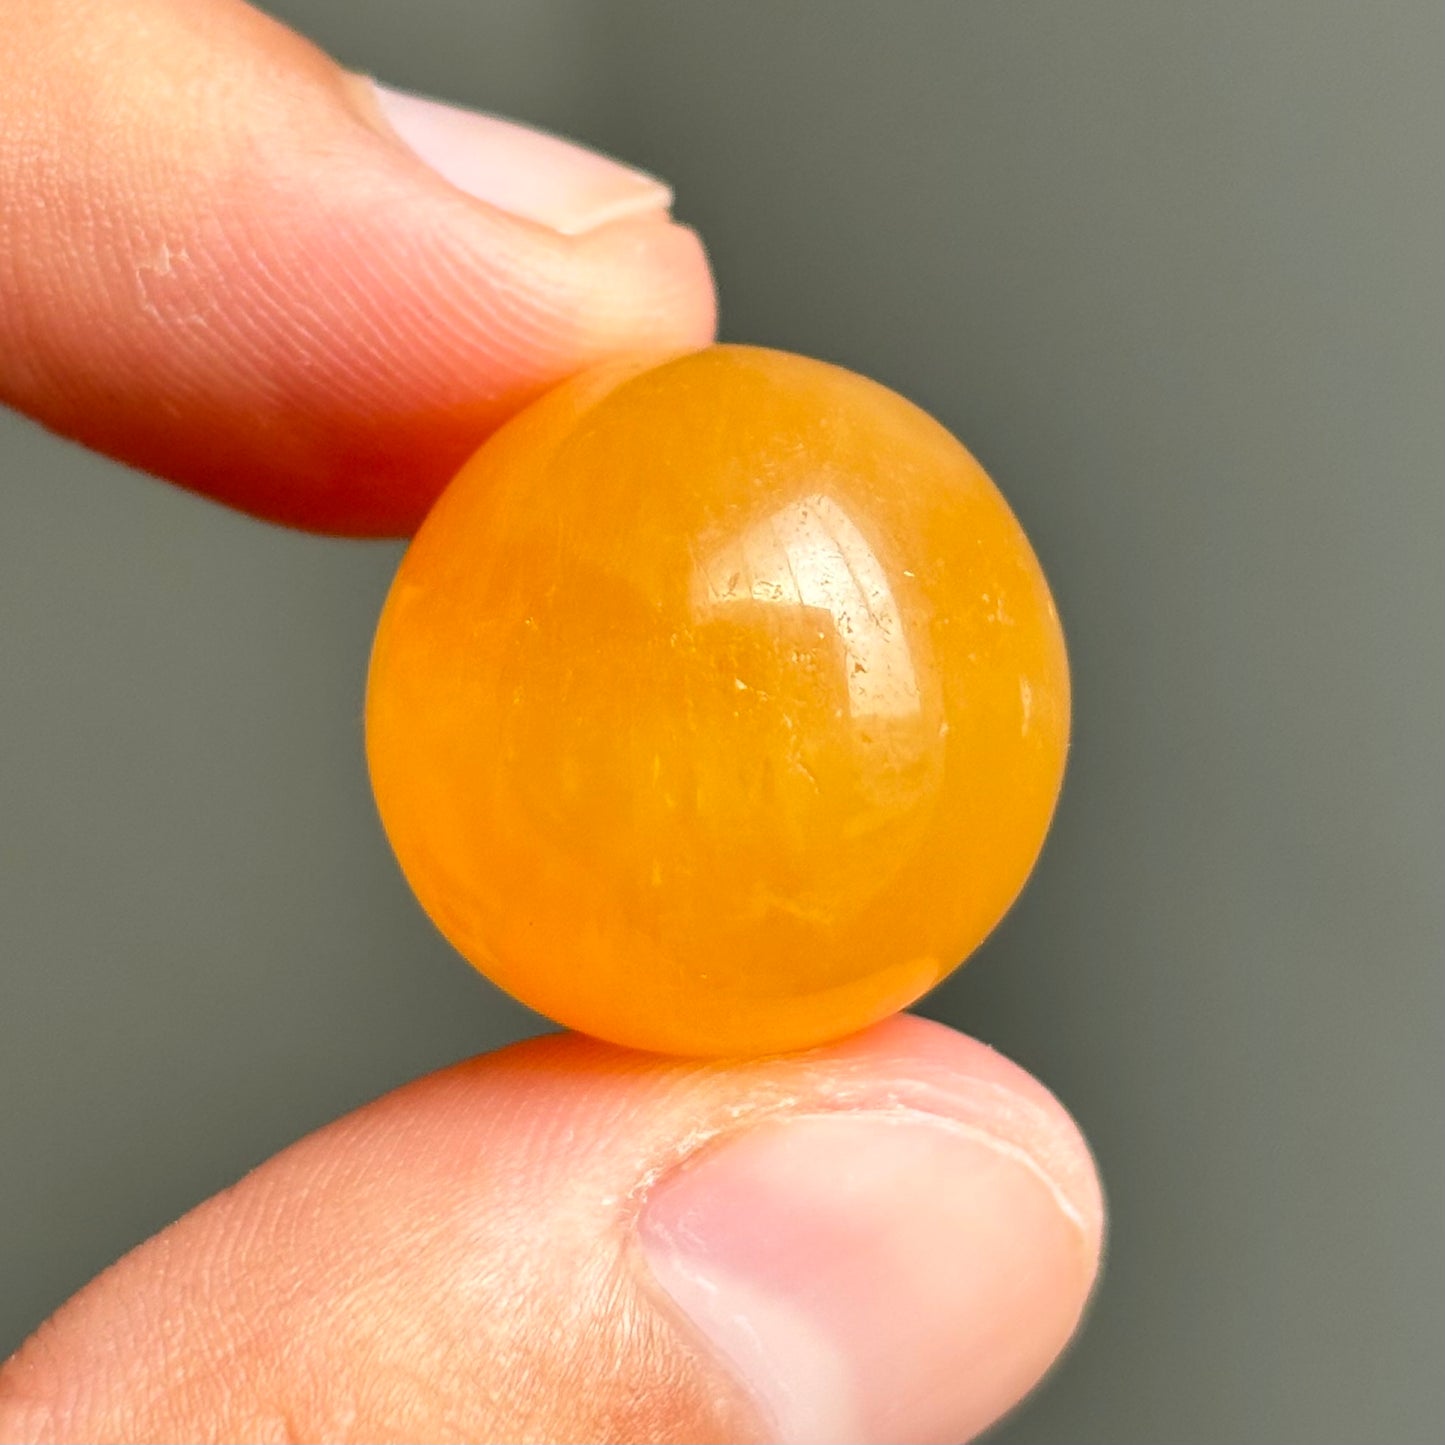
[0,4,1104,1442]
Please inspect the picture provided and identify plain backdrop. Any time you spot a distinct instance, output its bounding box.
[2,4,1442,1442]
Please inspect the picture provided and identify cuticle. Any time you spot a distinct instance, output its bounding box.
[621,1081,1081,1233]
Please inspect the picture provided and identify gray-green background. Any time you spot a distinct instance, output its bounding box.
[2,4,1441,1441]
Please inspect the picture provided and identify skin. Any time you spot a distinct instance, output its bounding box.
[0,4,1106,1442]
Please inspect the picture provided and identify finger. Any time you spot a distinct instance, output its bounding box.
[0,1016,1103,1445]
[0,0,715,535]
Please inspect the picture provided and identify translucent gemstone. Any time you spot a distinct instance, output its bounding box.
[366,346,1069,1055]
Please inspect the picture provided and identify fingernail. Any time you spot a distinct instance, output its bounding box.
[639,1110,1100,1445]
[364,80,672,235]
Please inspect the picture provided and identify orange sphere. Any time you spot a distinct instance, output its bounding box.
[366,346,1069,1055]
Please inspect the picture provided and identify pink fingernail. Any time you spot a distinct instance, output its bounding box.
[366,80,672,235]
[639,1110,1100,1445]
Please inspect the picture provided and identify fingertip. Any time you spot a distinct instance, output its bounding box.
[570,214,719,354]
[865,1013,1107,1251]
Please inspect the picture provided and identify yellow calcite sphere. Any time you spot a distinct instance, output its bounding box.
[366,346,1069,1055]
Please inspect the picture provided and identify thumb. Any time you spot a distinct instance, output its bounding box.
[0,1019,1103,1444]
[0,0,715,535]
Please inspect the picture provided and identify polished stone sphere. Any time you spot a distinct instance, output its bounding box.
[367,346,1069,1055]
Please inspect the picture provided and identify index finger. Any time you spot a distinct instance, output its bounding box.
[0,0,715,535]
